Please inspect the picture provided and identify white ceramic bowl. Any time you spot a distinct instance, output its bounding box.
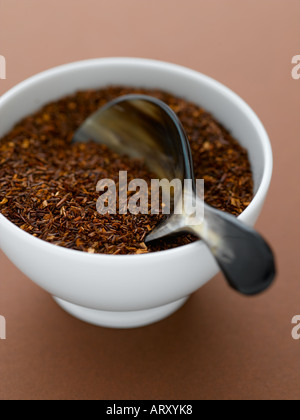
[0,58,273,328]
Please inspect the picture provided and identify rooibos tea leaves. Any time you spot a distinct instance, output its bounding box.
[0,87,253,254]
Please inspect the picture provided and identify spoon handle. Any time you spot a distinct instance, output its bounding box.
[188,203,276,295]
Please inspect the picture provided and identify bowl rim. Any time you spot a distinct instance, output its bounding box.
[0,57,273,260]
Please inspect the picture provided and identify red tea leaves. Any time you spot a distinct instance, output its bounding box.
[0,86,253,254]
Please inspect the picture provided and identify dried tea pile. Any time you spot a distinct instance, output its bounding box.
[0,87,253,254]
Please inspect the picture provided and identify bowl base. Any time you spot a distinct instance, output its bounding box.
[53,296,189,329]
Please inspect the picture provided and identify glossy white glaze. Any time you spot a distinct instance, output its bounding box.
[0,58,273,327]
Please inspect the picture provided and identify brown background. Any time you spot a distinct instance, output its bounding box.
[0,0,299,400]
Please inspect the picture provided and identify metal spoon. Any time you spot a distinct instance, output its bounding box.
[73,94,276,295]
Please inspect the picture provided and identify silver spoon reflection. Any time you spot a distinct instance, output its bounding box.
[73,94,276,296]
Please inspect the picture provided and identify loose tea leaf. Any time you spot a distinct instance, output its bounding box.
[0,86,253,254]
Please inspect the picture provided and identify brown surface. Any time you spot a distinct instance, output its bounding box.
[0,0,299,401]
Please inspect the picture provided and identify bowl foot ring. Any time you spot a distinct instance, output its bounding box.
[53,296,189,329]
